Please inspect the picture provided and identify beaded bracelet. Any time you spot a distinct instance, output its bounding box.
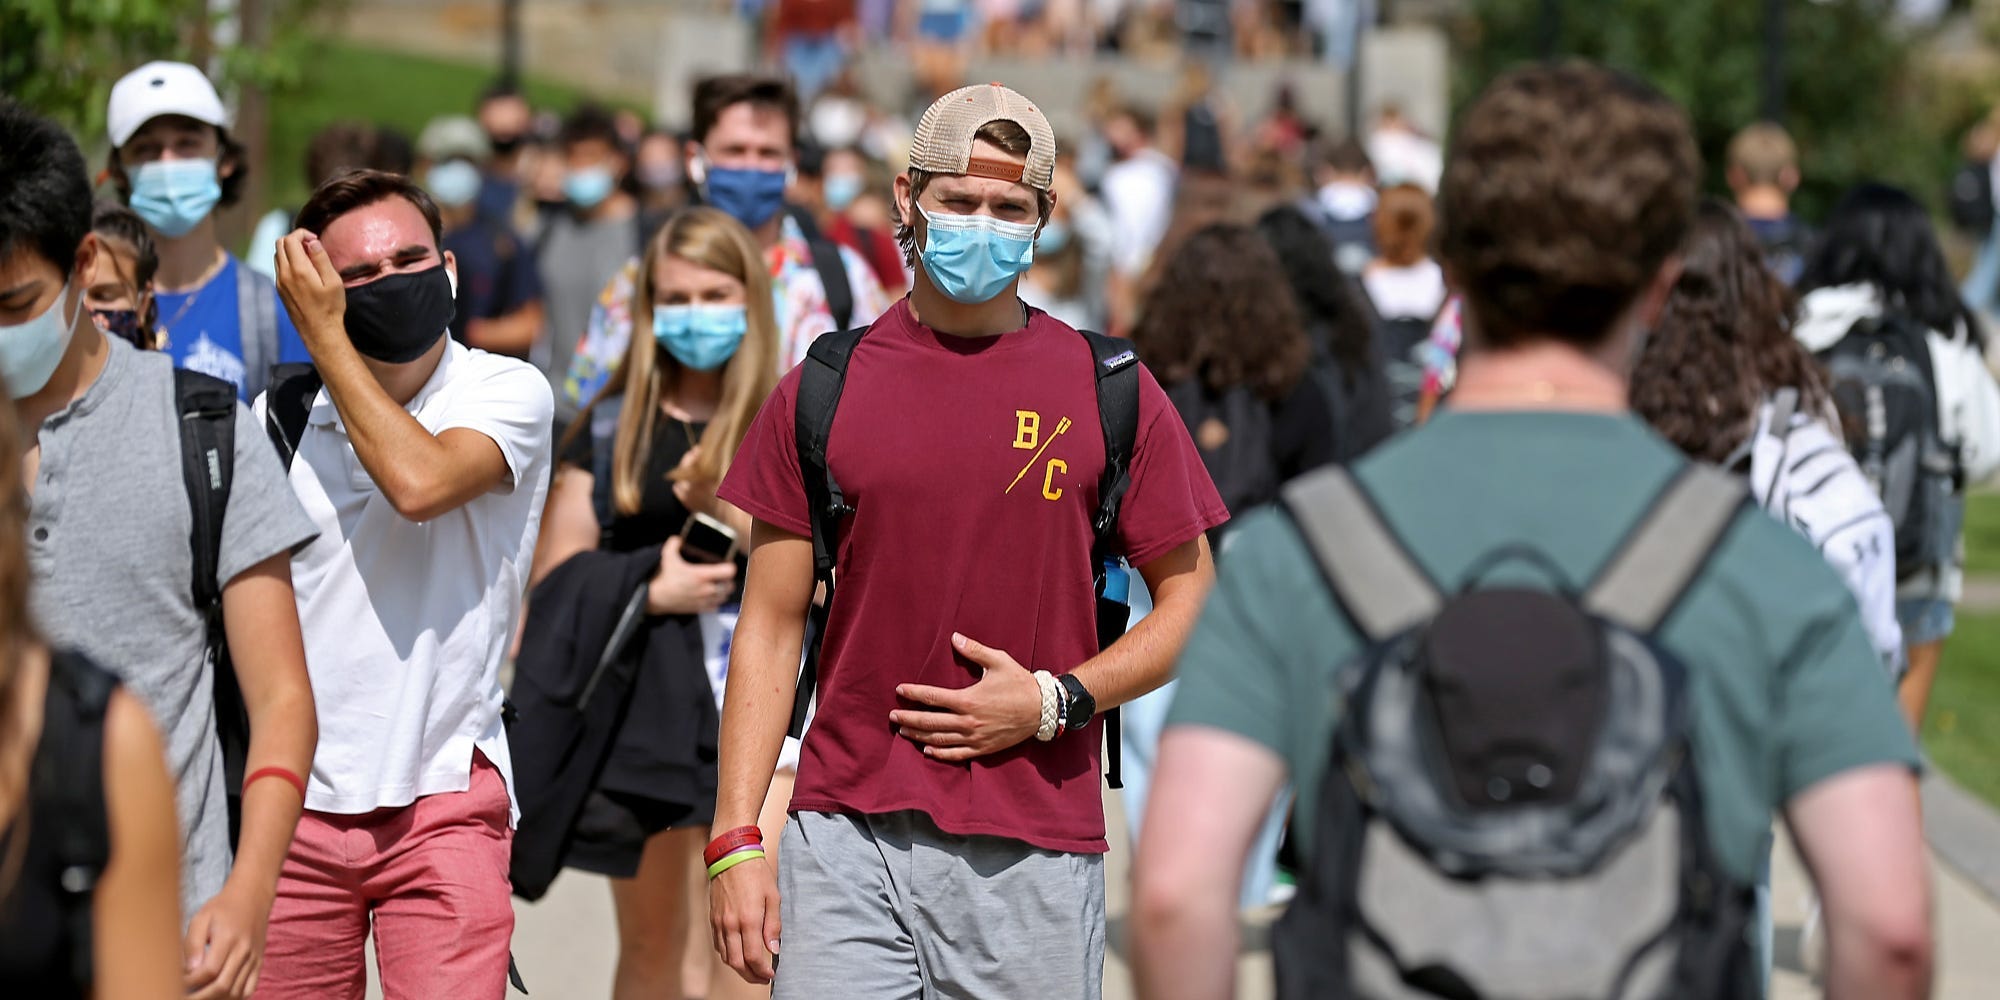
[707,848,767,881]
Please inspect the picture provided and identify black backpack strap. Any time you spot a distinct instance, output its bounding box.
[790,327,868,737]
[174,368,246,840]
[262,362,323,470]
[39,651,117,993]
[806,235,854,334]
[1584,465,1747,633]
[1080,330,1139,788]
[1280,466,1443,644]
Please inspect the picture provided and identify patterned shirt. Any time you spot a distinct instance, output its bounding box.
[562,215,892,407]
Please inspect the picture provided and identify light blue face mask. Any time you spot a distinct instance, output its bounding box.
[653,303,748,371]
[824,173,865,212]
[0,280,80,399]
[917,205,1037,305]
[129,159,222,238]
[1037,219,1070,255]
[564,167,616,209]
[426,160,483,209]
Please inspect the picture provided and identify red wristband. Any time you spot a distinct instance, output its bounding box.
[705,825,764,867]
[244,766,308,801]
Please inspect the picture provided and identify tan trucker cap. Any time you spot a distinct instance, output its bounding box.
[908,83,1057,191]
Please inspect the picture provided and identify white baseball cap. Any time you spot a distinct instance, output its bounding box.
[107,61,231,148]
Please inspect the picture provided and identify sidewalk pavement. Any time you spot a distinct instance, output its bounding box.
[360,781,1999,999]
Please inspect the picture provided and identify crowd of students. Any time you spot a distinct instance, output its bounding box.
[0,45,1988,1000]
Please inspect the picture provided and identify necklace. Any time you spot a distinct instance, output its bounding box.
[157,249,228,342]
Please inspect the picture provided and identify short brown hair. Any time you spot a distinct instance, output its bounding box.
[894,119,1055,269]
[1727,122,1797,187]
[294,169,443,249]
[692,74,799,149]
[1438,63,1699,349]
[1373,183,1434,268]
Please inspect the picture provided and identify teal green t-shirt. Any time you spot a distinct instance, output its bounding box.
[1167,410,1919,883]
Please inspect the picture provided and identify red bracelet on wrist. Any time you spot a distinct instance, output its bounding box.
[244,766,308,801]
[704,826,764,867]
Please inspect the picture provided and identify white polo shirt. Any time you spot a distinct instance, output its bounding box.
[257,339,553,821]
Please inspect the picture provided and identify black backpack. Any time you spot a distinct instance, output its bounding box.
[171,369,249,843]
[1816,315,1958,581]
[1373,314,1435,430]
[1949,160,1995,237]
[792,325,1139,786]
[33,651,118,994]
[1165,380,1278,520]
[1272,465,1756,1000]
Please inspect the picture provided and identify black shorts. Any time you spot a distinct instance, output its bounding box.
[563,789,716,878]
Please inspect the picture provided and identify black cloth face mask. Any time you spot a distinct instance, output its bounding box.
[343,265,454,363]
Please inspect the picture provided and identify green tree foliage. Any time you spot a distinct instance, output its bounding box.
[1455,0,1950,221]
[0,0,325,150]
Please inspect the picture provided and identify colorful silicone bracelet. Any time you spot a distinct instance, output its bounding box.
[243,766,307,800]
[707,848,766,881]
[705,826,765,866]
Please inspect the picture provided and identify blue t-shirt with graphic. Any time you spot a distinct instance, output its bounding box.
[154,254,311,400]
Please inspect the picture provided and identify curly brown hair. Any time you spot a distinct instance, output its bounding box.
[1631,199,1832,464]
[1130,223,1310,402]
[1439,62,1699,350]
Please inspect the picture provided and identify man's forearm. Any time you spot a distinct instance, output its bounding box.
[1069,588,1200,711]
[712,609,807,833]
[314,342,454,499]
[228,687,316,897]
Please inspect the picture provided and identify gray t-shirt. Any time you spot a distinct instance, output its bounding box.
[537,210,638,420]
[28,336,319,918]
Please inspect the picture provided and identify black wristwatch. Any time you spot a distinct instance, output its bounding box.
[1056,674,1096,734]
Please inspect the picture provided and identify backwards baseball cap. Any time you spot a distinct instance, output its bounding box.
[108,61,231,148]
[908,83,1056,192]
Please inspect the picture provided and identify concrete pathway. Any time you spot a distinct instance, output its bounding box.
[380,782,2000,999]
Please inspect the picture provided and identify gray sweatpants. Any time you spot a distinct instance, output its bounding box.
[773,810,1107,1000]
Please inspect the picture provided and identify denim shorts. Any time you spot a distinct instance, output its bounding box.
[1897,596,1956,646]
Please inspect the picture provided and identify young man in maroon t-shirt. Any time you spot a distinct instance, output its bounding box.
[707,83,1226,998]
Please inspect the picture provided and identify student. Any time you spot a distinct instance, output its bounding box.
[561,75,890,410]
[537,104,643,422]
[1728,122,1812,286]
[1634,200,1902,674]
[1796,182,2000,733]
[1132,222,1338,521]
[1308,137,1378,276]
[1254,204,1395,459]
[1133,63,1932,1000]
[0,377,183,998]
[104,61,310,401]
[1362,182,1446,324]
[4,98,319,1000]
[706,83,1225,999]
[84,202,162,350]
[256,170,554,998]
[524,207,782,1000]
[418,115,545,359]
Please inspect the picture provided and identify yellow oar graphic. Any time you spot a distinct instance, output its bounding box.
[1006,416,1072,493]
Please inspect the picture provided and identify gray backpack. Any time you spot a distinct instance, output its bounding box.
[1273,465,1757,1000]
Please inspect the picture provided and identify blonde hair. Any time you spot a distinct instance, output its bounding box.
[609,207,779,516]
[1727,123,1797,187]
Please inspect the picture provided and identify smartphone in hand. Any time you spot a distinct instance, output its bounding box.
[679,512,740,565]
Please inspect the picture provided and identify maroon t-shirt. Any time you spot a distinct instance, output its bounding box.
[719,300,1227,853]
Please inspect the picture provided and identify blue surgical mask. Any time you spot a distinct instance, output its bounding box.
[0,280,80,399]
[653,303,748,371]
[917,205,1037,305]
[129,159,222,238]
[824,173,864,212]
[564,167,616,209]
[703,165,789,229]
[1037,220,1071,255]
[427,160,484,209]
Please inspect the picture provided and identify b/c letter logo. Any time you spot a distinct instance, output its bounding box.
[1014,411,1040,450]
